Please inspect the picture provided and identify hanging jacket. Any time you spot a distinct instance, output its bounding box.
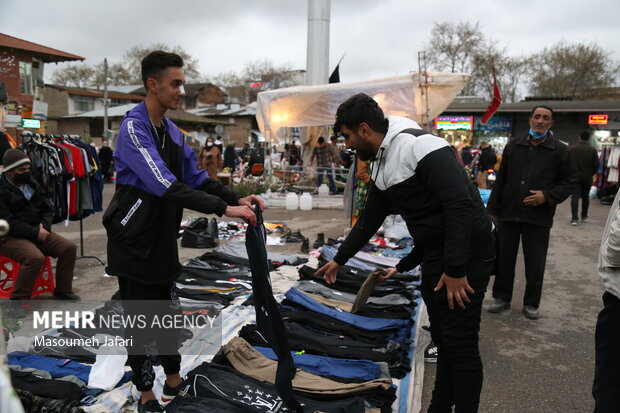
[0,174,53,240]
[103,102,240,283]
[333,116,494,281]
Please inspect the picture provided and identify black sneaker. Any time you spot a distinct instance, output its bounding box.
[488,298,510,313]
[523,305,539,320]
[570,219,578,226]
[138,398,163,413]
[53,291,81,301]
[424,345,438,363]
[161,379,188,405]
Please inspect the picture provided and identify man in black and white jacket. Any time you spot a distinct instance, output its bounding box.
[316,93,495,413]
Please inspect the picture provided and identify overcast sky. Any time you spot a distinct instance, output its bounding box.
[2,0,620,85]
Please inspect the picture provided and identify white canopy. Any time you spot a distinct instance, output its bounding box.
[256,72,470,139]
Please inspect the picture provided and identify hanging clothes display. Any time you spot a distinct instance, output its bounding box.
[19,133,104,224]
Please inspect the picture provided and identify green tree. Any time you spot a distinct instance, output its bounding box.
[529,42,619,97]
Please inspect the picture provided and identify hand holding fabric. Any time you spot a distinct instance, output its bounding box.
[225,205,257,226]
[378,267,398,280]
[238,195,266,211]
[434,273,475,310]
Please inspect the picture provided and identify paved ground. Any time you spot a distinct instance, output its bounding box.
[54,184,606,412]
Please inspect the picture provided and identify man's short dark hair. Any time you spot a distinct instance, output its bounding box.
[529,105,554,117]
[579,130,592,140]
[317,136,325,144]
[334,93,389,135]
[141,51,184,88]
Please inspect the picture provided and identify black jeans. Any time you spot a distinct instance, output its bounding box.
[492,222,550,308]
[117,277,182,392]
[421,259,492,413]
[571,181,592,220]
[593,291,620,412]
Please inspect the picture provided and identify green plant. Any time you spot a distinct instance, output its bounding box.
[232,177,270,197]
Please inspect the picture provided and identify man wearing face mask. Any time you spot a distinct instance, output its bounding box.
[487,105,577,320]
[0,149,80,318]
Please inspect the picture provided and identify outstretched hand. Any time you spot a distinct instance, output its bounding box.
[434,273,475,310]
[314,260,341,284]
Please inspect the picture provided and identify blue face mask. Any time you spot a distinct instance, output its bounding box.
[529,128,548,140]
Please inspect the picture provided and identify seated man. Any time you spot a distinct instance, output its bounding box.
[0,149,80,318]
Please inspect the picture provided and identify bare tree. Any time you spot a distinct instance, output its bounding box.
[211,59,301,104]
[426,22,484,74]
[122,44,202,84]
[529,42,619,97]
[50,64,95,87]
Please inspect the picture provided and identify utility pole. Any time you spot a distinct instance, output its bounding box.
[103,58,109,145]
[417,51,430,128]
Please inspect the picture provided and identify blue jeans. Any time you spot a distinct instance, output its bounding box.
[316,167,337,194]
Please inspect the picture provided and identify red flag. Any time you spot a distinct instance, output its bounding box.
[481,66,502,125]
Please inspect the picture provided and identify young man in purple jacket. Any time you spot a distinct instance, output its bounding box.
[103,51,264,413]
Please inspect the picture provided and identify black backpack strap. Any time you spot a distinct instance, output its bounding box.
[399,127,434,137]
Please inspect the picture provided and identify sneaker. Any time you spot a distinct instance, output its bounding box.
[161,379,188,405]
[53,291,81,301]
[581,216,589,223]
[138,398,163,413]
[488,298,510,314]
[523,306,539,320]
[424,345,438,363]
[570,219,578,226]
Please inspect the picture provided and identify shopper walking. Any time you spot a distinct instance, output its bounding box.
[311,136,337,195]
[316,93,495,413]
[569,130,599,225]
[487,105,577,320]
[198,136,223,179]
[103,51,264,413]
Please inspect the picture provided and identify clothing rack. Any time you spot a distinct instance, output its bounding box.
[19,132,105,266]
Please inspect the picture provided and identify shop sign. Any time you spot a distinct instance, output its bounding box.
[22,118,41,128]
[4,114,21,127]
[435,116,473,131]
[32,100,48,120]
[589,114,608,125]
[474,116,512,132]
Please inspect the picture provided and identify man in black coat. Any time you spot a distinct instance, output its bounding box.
[0,149,79,318]
[487,105,577,320]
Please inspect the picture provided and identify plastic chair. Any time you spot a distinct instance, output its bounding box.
[0,255,55,299]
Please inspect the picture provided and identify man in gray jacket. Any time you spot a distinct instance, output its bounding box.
[594,190,620,411]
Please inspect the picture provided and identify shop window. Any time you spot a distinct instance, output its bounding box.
[73,95,95,112]
[19,61,33,95]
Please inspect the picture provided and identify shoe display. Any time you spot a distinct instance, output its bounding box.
[161,379,187,405]
[424,345,438,363]
[488,298,510,313]
[312,233,325,249]
[53,291,81,301]
[138,398,164,413]
[523,306,539,320]
[570,219,578,226]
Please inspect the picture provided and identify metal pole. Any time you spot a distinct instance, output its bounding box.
[103,58,109,144]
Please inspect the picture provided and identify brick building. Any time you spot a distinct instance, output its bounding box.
[0,33,83,138]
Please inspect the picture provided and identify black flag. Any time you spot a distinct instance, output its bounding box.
[329,64,340,83]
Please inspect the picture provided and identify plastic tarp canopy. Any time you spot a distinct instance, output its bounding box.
[256,72,470,139]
